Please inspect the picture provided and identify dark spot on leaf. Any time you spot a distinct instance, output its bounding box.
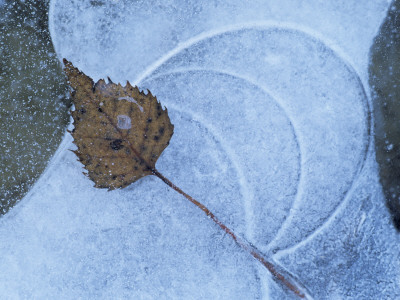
[159,127,165,135]
[147,118,152,123]
[153,136,159,141]
[110,139,124,150]
[79,108,86,114]
[98,107,103,113]
[112,175,117,180]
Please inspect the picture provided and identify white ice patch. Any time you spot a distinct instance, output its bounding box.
[117,114,131,129]
[118,96,144,112]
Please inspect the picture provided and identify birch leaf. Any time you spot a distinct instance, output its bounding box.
[63,59,174,189]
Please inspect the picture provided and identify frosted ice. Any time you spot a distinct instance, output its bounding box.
[0,1,399,299]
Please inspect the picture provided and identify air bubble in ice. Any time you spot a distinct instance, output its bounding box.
[117,115,131,129]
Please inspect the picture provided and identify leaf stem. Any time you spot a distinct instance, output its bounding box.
[152,168,309,299]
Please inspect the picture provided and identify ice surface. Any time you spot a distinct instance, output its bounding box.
[0,1,399,299]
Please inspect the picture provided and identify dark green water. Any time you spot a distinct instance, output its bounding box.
[370,0,400,230]
[0,0,70,214]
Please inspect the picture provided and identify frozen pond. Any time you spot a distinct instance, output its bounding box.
[0,1,399,299]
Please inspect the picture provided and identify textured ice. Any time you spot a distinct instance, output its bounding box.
[0,1,399,299]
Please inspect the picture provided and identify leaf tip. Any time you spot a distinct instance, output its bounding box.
[62,58,74,73]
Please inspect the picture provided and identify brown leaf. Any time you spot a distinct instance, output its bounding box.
[63,59,174,189]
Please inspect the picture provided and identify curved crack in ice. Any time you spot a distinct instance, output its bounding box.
[146,62,370,256]
[273,86,372,258]
[133,21,362,86]
[138,25,372,252]
[268,62,372,253]
[164,102,255,238]
[145,67,302,244]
